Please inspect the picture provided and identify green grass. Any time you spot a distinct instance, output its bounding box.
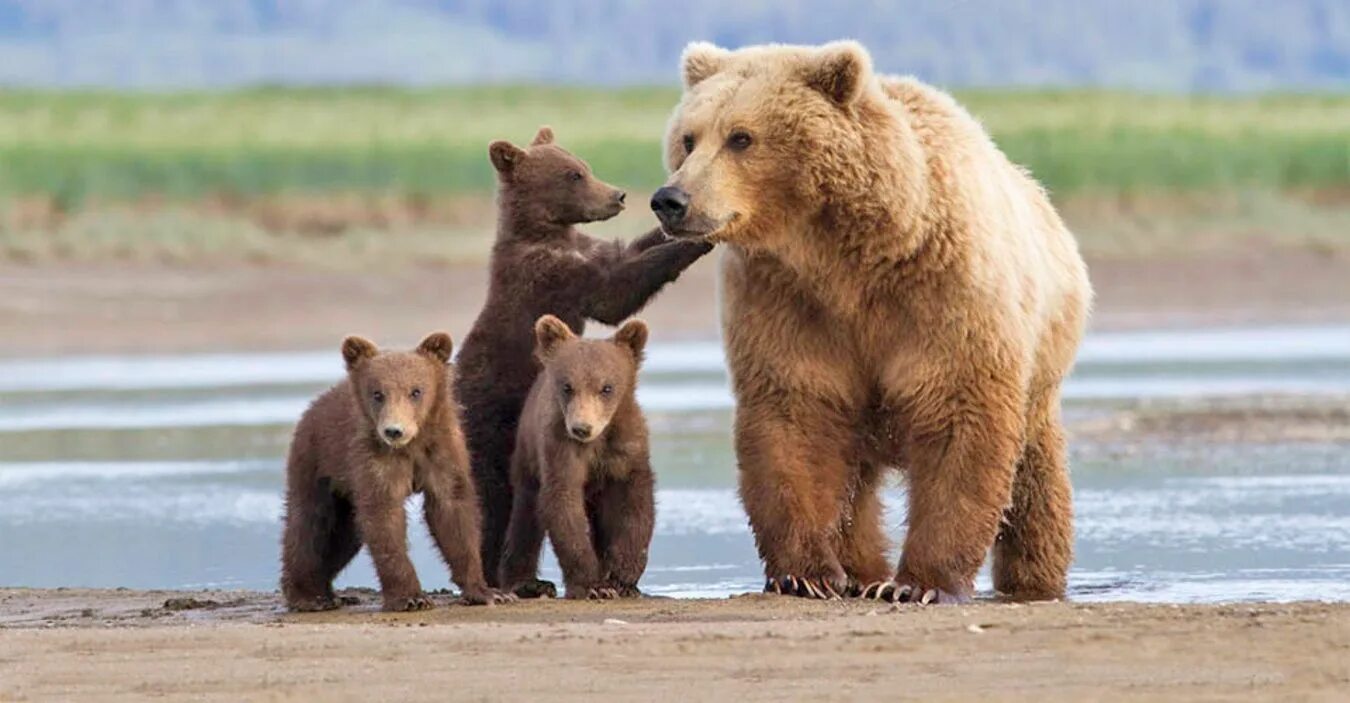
[0,87,1347,205]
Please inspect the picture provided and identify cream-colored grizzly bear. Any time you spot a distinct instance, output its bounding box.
[650,41,1091,603]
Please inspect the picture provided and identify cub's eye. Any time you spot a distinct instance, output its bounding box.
[410,388,422,401]
[371,391,385,404]
[567,170,583,182]
[682,134,695,154]
[600,384,614,396]
[727,130,753,151]
[561,383,574,396]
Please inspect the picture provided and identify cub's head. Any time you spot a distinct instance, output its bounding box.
[341,332,454,449]
[532,315,647,444]
[489,126,627,226]
[653,41,882,246]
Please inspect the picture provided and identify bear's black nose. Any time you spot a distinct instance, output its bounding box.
[569,423,593,441]
[650,186,690,226]
[383,427,404,441]
[615,191,626,204]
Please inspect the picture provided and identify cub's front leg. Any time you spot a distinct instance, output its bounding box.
[595,465,655,598]
[353,455,432,612]
[421,435,512,606]
[539,446,606,599]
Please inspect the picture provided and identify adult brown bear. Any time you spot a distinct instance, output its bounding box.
[650,41,1091,602]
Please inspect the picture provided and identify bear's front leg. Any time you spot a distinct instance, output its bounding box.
[354,460,432,612]
[865,378,1024,605]
[735,398,853,599]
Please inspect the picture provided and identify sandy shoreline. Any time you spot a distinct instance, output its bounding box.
[1,588,1347,701]
[1,248,1348,356]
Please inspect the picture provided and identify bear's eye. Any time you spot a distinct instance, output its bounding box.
[410,388,422,401]
[561,382,574,397]
[727,130,753,152]
[682,133,695,154]
[600,384,614,396]
[371,390,385,404]
[567,170,583,182]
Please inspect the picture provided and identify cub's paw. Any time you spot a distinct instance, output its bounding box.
[382,593,436,612]
[287,595,341,612]
[859,579,971,605]
[764,574,846,600]
[512,578,558,600]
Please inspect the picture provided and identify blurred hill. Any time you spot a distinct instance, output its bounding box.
[0,0,1347,91]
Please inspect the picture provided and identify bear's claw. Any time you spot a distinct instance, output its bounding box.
[860,580,969,605]
[513,578,558,600]
[764,575,842,600]
[459,587,516,606]
[587,587,620,600]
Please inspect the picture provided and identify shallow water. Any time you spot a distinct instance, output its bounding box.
[1,326,1348,603]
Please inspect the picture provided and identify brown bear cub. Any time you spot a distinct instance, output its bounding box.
[457,127,710,595]
[281,332,511,612]
[497,315,655,600]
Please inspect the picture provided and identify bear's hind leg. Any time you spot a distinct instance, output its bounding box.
[281,477,346,612]
[993,385,1073,601]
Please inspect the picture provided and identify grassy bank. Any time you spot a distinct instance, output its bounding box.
[1,87,1348,205]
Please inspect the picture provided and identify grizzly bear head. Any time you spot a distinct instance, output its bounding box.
[532,314,647,443]
[653,41,920,250]
[489,126,628,226]
[341,332,453,449]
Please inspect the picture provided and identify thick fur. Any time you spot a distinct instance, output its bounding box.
[660,41,1091,601]
[281,333,504,612]
[498,316,655,600]
[457,128,710,587]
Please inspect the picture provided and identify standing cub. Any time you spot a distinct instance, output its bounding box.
[457,127,711,592]
[281,332,508,612]
[498,315,655,600]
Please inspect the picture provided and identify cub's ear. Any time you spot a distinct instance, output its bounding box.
[341,336,378,371]
[803,40,871,106]
[489,140,526,174]
[612,320,649,360]
[417,331,454,364]
[534,315,575,361]
[681,42,731,88]
[531,126,555,146]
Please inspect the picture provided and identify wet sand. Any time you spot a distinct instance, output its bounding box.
[1,588,1346,701]
[1,248,1348,356]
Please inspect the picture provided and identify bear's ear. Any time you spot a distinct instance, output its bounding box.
[612,319,649,360]
[530,126,555,146]
[417,332,454,364]
[682,42,731,88]
[489,140,525,174]
[802,40,871,107]
[533,314,575,361]
[341,336,378,371]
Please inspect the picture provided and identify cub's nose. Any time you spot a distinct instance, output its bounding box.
[569,423,594,441]
[650,186,690,227]
[382,426,404,442]
[614,190,627,205]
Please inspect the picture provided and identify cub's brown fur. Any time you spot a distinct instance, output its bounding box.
[456,127,709,589]
[281,333,510,612]
[497,315,655,600]
[657,42,1091,603]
